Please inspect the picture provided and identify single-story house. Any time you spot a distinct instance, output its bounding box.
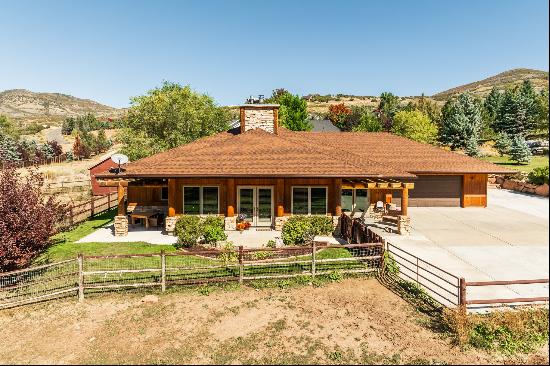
[96,104,512,236]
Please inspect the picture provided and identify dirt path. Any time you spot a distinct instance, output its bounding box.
[0,278,545,364]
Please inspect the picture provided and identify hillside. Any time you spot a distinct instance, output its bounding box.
[0,89,123,126]
[433,68,549,100]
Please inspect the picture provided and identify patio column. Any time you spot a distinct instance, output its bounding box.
[117,182,125,215]
[168,178,176,217]
[334,178,342,216]
[401,187,409,216]
[227,178,235,217]
[276,178,284,217]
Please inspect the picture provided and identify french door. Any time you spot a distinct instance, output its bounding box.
[237,186,273,227]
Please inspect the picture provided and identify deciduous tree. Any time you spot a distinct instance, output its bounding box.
[391,110,438,144]
[0,167,66,271]
[120,82,231,160]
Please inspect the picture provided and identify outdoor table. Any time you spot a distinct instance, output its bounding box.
[130,211,157,229]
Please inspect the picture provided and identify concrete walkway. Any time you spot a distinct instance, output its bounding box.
[380,189,549,311]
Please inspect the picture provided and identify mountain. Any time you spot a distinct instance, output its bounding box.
[0,89,123,126]
[433,68,549,100]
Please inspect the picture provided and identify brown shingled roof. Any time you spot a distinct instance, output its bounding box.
[96,128,514,179]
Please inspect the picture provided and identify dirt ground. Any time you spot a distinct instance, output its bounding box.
[0,278,546,365]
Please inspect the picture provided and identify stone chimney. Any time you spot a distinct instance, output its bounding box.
[239,104,280,134]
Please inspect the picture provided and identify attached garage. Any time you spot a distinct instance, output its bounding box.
[408,175,462,207]
[388,175,463,207]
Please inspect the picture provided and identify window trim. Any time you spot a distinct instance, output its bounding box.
[182,186,220,215]
[291,186,328,215]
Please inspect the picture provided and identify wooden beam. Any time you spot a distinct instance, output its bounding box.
[376,182,389,189]
[227,178,235,217]
[168,178,176,217]
[240,107,245,133]
[402,182,415,189]
[402,187,409,216]
[334,178,342,216]
[99,180,128,187]
[117,183,125,215]
[276,178,284,217]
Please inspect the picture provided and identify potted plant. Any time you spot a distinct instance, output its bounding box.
[236,214,251,233]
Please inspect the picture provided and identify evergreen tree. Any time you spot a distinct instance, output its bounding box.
[509,135,532,164]
[94,129,111,154]
[0,136,22,163]
[493,133,512,156]
[439,93,483,149]
[465,135,480,157]
[484,87,502,122]
[493,81,540,137]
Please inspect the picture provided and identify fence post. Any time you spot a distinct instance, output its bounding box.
[311,241,316,278]
[70,205,74,227]
[78,254,84,302]
[459,277,466,308]
[380,238,386,272]
[161,250,166,292]
[90,196,95,218]
[238,246,244,284]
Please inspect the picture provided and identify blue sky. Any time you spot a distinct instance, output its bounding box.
[0,0,548,108]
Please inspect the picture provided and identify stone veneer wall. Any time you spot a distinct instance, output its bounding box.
[114,215,128,236]
[244,109,275,133]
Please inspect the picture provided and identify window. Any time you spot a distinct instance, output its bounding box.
[183,186,219,215]
[161,187,168,201]
[340,188,370,212]
[342,189,353,212]
[291,187,327,215]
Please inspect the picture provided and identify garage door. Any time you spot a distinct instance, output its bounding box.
[409,175,462,207]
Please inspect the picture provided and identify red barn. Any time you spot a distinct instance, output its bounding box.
[89,156,118,196]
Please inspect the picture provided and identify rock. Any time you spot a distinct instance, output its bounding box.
[501,179,518,190]
[495,176,505,184]
[488,176,497,184]
[141,295,159,303]
[535,183,549,197]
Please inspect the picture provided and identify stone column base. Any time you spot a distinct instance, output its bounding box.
[114,215,128,237]
[274,216,289,231]
[224,216,237,230]
[397,215,411,236]
[332,215,341,236]
[165,216,178,234]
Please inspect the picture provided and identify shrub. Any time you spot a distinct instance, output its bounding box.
[174,215,203,248]
[527,165,549,185]
[202,216,227,245]
[443,307,549,355]
[174,215,227,248]
[281,215,333,245]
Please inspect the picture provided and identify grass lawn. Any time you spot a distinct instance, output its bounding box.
[480,154,549,173]
[35,209,176,264]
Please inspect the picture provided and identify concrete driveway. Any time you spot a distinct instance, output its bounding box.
[385,189,549,310]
